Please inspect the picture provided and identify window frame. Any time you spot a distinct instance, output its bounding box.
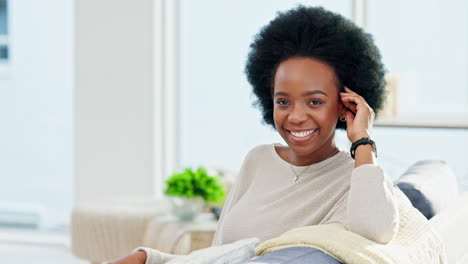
[0,0,10,78]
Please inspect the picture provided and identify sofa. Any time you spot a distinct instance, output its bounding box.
[70,161,468,263]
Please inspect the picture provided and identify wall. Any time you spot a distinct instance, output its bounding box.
[75,0,157,202]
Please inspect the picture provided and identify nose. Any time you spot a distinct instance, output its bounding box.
[288,104,308,124]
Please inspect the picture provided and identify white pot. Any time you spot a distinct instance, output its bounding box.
[168,196,205,221]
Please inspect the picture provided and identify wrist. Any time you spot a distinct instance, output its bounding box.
[112,251,147,264]
[354,143,373,153]
[351,134,372,143]
[350,137,377,159]
[353,144,377,167]
[135,251,147,263]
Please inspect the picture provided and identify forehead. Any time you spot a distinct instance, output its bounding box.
[273,57,339,94]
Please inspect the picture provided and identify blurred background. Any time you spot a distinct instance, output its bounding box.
[0,0,467,263]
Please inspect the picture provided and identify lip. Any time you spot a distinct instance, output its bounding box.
[287,128,319,143]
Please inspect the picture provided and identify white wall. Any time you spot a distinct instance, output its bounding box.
[75,0,157,202]
[0,0,73,228]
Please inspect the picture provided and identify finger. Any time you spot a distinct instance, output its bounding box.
[346,87,364,99]
[341,99,357,113]
[345,110,354,127]
[340,95,358,104]
[340,96,360,109]
[340,94,359,99]
[344,87,361,97]
[340,89,354,96]
[341,95,367,106]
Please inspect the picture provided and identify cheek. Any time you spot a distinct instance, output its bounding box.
[324,100,341,115]
[272,109,282,125]
[318,107,339,128]
[272,107,288,128]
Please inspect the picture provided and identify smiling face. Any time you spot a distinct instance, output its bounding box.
[273,57,344,165]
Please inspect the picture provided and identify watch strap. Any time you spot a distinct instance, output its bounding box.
[350,137,377,159]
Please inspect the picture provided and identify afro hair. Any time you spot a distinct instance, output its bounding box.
[245,5,387,130]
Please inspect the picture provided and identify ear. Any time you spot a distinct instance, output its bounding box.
[338,99,346,116]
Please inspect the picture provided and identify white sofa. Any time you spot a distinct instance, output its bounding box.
[430,192,468,264]
[71,192,468,264]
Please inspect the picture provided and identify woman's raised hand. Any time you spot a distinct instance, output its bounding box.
[340,87,375,142]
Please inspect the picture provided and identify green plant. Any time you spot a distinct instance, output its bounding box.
[164,167,226,204]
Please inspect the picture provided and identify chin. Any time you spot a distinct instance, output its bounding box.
[284,140,316,155]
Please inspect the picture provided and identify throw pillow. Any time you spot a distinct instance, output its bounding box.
[395,160,458,219]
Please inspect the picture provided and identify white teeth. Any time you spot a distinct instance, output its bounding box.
[290,129,316,138]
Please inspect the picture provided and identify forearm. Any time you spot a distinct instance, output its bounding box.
[345,164,399,244]
[353,144,376,168]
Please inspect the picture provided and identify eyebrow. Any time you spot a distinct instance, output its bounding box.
[274,90,328,97]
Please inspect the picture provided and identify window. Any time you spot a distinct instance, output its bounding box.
[0,0,8,64]
[368,0,468,117]
[0,0,74,232]
[367,1,468,192]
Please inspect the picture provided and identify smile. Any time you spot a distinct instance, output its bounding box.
[290,129,317,138]
[287,129,319,143]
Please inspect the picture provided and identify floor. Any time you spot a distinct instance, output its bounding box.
[0,228,89,264]
[0,242,88,264]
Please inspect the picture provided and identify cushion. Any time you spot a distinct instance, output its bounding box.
[166,238,259,264]
[247,246,342,264]
[395,160,458,219]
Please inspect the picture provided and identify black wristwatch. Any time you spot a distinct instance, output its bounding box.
[350,137,377,159]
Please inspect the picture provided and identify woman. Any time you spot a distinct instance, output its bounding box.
[213,4,398,246]
[113,5,399,264]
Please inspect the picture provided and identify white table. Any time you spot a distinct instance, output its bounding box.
[141,212,218,255]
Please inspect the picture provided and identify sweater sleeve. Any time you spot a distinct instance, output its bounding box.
[131,247,178,264]
[211,145,260,246]
[211,175,241,246]
[345,164,399,244]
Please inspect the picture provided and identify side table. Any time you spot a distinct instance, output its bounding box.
[141,213,218,255]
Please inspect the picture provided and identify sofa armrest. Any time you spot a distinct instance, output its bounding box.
[142,213,217,255]
[430,192,468,264]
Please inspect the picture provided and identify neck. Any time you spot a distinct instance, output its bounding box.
[289,140,340,166]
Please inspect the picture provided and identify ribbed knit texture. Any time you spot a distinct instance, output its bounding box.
[212,144,399,246]
[71,199,170,263]
[134,238,259,264]
[254,188,447,264]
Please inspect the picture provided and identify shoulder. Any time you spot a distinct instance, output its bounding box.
[243,144,274,162]
[237,144,277,176]
[321,151,355,181]
[334,150,355,171]
[229,144,275,200]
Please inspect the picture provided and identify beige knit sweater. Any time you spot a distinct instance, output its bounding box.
[212,143,399,246]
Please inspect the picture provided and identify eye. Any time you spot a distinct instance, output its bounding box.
[276,99,289,105]
[309,99,323,106]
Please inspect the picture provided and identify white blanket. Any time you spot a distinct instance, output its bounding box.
[255,189,447,264]
[134,238,259,264]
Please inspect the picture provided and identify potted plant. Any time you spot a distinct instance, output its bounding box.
[164,167,226,221]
